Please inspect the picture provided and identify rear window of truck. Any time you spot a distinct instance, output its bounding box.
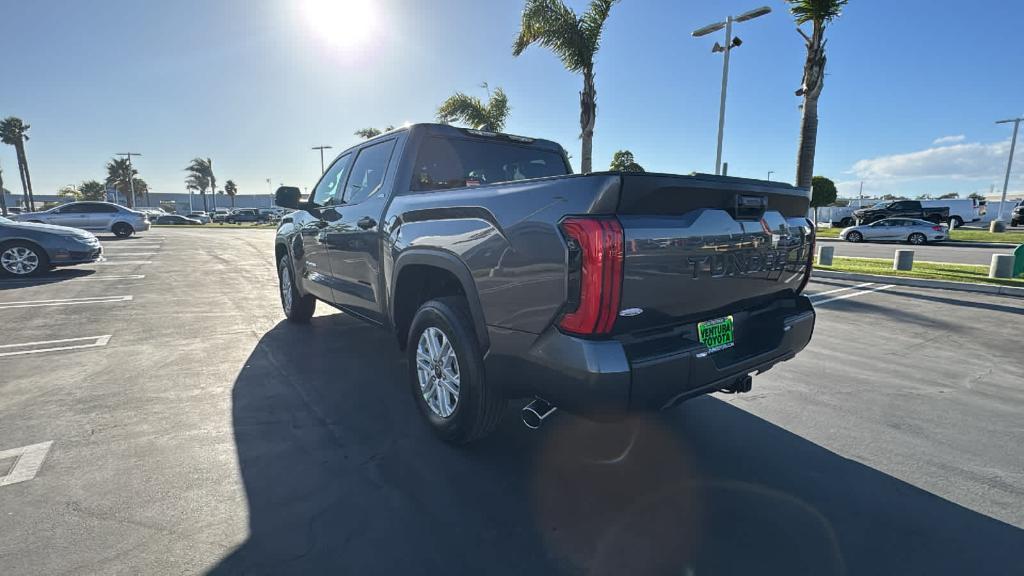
[411,136,568,191]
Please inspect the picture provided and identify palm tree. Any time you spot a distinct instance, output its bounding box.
[789,0,848,189]
[185,158,216,212]
[105,158,137,205]
[78,180,106,201]
[437,83,510,132]
[185,173,209,211]
[513,0,618,173]
[224,179,238,207]
[0,117,35,211]
[355,125,396,139]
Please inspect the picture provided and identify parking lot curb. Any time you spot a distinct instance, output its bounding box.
[816,237,1019,249]
[812,270,1024,297]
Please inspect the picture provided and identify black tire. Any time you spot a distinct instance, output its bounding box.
[0,240,50,277]
[846,230,863,243]
[112,222,134,238]
[840,217,855,227]
[407,297,505,444]
[278,254,315,322]
[949,216,963,228]
[908,232,927,245]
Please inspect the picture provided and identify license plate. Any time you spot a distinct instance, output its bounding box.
[698,315,734,353]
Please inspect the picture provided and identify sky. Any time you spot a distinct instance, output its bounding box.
[1,0,1023,201]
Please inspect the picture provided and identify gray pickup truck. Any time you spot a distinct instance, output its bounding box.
[274,124,816,443]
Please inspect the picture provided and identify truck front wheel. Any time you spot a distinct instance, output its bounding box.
[278,254,316,322]
[407,297,505,444]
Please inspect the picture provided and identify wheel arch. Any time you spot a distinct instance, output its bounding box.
[392,249,489,353]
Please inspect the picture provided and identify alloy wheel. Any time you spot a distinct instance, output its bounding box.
[416,327,461,418]
[1,246,40,275]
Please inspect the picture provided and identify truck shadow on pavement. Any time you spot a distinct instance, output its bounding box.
[209,314,1023,576]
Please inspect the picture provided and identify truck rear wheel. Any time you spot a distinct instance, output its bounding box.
[407,297,505,444]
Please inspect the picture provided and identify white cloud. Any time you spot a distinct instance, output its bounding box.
[932,134,965,145]
[851,139,1015,181]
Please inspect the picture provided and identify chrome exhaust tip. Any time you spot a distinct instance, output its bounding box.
[522,398,557,429]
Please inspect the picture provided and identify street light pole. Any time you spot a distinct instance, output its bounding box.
[995,116,1022,223]
[116,152,141,208]
[692,6,772,176]
[312,145,333,174]
[767,170,774,181]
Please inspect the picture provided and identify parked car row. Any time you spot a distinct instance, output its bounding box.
[9,201,151,238]
[1,215,103,276]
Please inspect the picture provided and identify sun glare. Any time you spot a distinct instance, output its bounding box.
[301,0,380,52]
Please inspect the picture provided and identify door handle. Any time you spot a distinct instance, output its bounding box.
[357,217,377,230]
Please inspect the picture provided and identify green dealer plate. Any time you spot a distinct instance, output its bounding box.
[698,315,735,353]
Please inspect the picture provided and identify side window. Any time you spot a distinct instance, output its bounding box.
[59,204,84,213]
[344,139,397,204]
[892,202,912,210]
[96,204,119,213]
[311,153,352,207]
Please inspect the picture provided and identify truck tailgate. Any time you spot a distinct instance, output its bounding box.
[612,173,812,334]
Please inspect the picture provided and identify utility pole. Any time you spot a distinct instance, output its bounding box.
[858,181,864,204]
[767,170,774,181]
[116,152,142,208]
[0,160,7,216]
[692,6,772,175]
[312,145,333,174]
[994,116,1022,224]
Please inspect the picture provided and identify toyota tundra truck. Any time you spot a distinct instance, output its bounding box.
[273,124,816,443]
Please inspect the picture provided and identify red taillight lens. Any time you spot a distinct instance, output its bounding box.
[932,226,943,231]
[558,217,624,335]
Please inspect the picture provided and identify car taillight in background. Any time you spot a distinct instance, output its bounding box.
[557,217,623,336]
[932,226,943,231]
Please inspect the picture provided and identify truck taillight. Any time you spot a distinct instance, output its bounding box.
[558,217,623,335]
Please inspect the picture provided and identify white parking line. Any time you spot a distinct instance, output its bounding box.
[0,441,53,486]
[807,282,876,299]
[811,284,894,306]
[0,295,133,309]
[91,260,152,265]
[0,274,145,286]
[0,335,112,357]
[102,252,158,256]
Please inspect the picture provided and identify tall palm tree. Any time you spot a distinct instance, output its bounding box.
[185,158,216,212]
[105,158,137,205]
[789,0,848,188]
[513,0,618,173]
[437,83,510,132]
[185,173,209,212]
[224,179,238,207]
[0,117,35,211]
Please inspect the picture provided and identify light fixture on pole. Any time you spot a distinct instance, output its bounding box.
[312,145,333,174]
[994,116,1022,224]
[692,6,772,176]
[767,170,774,181]
[116,152,142,208]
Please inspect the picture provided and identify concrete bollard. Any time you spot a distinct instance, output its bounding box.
[894,250,914,271]
[817,245,835,266]
[990,220,1007,233]
[989,254,1015,278]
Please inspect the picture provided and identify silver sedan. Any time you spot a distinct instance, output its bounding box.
[840,218,948,245]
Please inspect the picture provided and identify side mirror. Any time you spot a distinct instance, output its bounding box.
[275,186,303,209]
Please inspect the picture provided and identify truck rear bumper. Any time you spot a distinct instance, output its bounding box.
[485,295,815,418]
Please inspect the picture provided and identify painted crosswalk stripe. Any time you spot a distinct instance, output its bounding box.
[0,335,112,357]
[0,295,132,309]
[0,441,53,486]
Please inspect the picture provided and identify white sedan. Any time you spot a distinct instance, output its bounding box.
[841,218,948,245]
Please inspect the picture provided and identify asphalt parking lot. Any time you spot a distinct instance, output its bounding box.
[1,228,1022,575]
